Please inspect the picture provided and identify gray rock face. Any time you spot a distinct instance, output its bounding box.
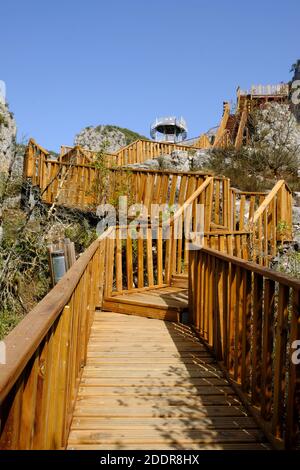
[74,126,127,154]
[126,149,210,172]
[0,102,17,173]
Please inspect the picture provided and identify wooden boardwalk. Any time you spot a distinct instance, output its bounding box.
[67,311,270,450]
[103,287,189,322]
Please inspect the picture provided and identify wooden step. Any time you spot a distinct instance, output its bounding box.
[102,287,188,321]
[171,274,188,288]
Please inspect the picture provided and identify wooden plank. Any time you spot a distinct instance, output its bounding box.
[272,285,289,438]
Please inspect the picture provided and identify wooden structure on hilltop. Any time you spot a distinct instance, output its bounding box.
[211,83,290,150]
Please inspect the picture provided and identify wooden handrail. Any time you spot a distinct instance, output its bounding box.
[194,246,300,289]
[189,246,300,449]
[0,227,113,403]
[252,180,285,223]
[115,138,206,154]
[168,176,213,225]
[0,227,113,449]
[235,102,248,149]
[28,138,50,156]
[249,180,293,264]
[109,167,214,176]
[213,102,231,148]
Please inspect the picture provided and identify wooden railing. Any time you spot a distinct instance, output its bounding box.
[104,224,251,297]
[114,139,204,166]
[31,160,100,209]
[60,145,118,167]
[109,169,212,214]
[23,138,50,187]
[213,102,231,148]
[23,140,293,265]
[250,180,293,266]
[230,188,267,231]
[0,228,113,449]
[104,177,250,295]
[193,133,211,149]
[104,225,171,296]
[235,103,248,149]
[168,177,251,274]
[189,246,300,449]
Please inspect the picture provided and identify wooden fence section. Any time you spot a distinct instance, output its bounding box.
[250,180,293,265]
[193,133,212,149]
[104,222,251,299]
[189,247,300,449]
[235,103,248,149]
[114,139,205,166]
[230,188,267,231]
[0,228,113,450]
[23,138,50,187]
[23,140,293,265]
[109,168,213,215]
[213,102,231,148]
[60,145,118,167]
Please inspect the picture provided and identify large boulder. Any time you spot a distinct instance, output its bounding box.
[126,149,210,172]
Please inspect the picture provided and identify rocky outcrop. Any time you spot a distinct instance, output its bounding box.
[74,125,147,154]
[126,149,210,172]
[0,102,17,173]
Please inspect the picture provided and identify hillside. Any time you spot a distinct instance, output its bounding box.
[74,124,148,153]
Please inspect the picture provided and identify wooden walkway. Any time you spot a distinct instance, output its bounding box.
[67,311,270,450]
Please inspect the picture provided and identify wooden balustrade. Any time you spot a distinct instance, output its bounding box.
[189,246,300,449]
[250,180,293,266]
[103,222,251,297]
[0,228,113,450]
[109,168,213,215]
[23,140,293,267]
[193,133,211,149]
[235,102,248,149]
[230,188,267,231]
[114,139,204,166]
[60,145,118,167]
[23,138,50,186]
[104,225,171,296]
[213,102,231,148]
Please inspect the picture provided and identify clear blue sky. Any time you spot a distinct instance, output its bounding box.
[1,0,299,151]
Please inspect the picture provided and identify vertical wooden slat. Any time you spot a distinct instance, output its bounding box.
[261,279,275,420]
[241,270,251,391]
[239,195,246,230]
[272,285,289,438]
[157,226,163,285]
[115,228,123,292]
[285,289,300,449]
[228,264,236,374]
[251,273,263,405]
[137,234,144,288]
